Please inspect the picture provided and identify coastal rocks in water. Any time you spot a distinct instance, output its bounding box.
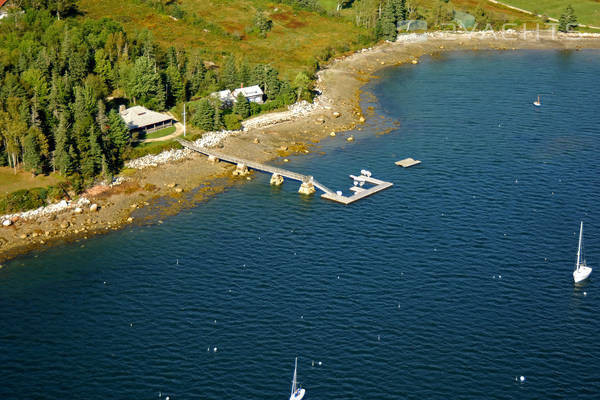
[270,173,284,186]
[359,116,366,123]
[90,204,98,212]
[232,163,249,176]
[2,219,11,227]
[330,131,336,137]
[298,181,316,195]
[127,217,134,223]
[411,59,419,64]
[347,136,355,142]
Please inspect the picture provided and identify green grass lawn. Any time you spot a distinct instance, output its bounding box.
[0,167,66,195]
[144,126,177,140]
[498,0,600,26]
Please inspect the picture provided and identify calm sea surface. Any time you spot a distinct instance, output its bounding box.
[1,50,599,399]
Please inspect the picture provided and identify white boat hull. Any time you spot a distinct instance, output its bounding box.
[290,388,305,400]
[573,265,592,283]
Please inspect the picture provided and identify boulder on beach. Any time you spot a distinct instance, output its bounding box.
[90,204,98,212]
[2,220,11,227]
[74,207,83,214]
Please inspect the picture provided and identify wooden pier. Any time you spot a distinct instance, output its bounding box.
[178,139,393,204]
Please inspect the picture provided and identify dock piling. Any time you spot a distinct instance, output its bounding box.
[270,173,284,186]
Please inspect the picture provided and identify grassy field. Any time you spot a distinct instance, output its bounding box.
[498,0,600,26]
[78,0,370,79]
[0,168,66,195]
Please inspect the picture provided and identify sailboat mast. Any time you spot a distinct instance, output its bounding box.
[291,357,298,394]
[576,221,583,270]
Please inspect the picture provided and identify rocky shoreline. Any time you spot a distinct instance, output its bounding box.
[2,31,600,264]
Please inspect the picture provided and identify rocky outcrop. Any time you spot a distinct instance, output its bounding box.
[298,181,316,195]
[270,173,284,186]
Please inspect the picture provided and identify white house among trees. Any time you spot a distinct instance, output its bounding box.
[210,85,264,107]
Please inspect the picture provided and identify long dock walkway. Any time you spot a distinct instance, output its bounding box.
[178,139,393,204]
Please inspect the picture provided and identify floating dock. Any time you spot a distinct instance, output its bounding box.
[395,157,421,168]
[322,175,394,205]
[177,139,393,205]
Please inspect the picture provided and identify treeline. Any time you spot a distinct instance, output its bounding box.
[0,6,298,185]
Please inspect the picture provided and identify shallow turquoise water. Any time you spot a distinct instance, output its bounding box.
[1,50,599,399]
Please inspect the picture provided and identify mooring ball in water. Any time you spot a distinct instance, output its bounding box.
[520,376,525,382]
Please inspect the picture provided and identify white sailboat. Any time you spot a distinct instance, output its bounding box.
[289,357,306,400]
[573,221,593,283]
[533,95,541,107]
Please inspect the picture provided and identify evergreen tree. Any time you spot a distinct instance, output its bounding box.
[81,124,103,179]
[213,101,223,130]
[186,53,207,98]
[94,49,114,88]
[380,1,398,41]
[22,129,42,175]
[130,56,165,109]
[165,64,185,107]
[238,61,252,87]
[193,99,215,131]
[233,92,250,119]
[54,113,74,175]
[393,0,407,21]
[559,5,578,32]
[105,110,130,173]
[96,100,109,135]
[220,57,238,90]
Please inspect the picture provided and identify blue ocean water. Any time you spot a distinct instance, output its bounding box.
[1,50,599,400]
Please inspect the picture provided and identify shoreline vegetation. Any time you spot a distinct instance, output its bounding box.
[2,30,600,263]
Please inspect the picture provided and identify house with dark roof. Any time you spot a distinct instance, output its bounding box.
[119,105,175,135]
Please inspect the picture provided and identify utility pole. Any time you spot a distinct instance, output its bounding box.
[183,103,186,137]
